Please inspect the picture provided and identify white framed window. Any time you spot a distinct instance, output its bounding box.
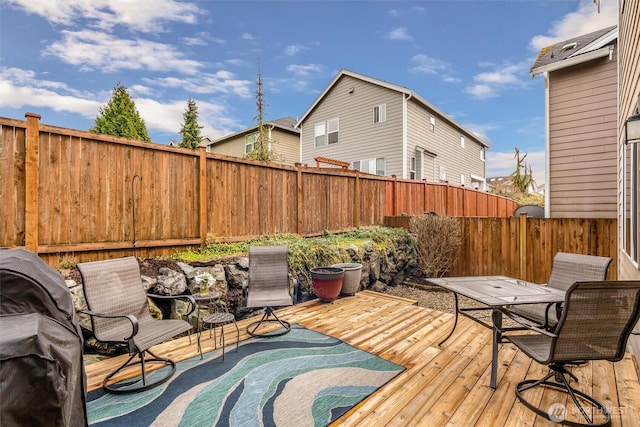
[480,148,485,161]
[245,133,257,154]
[409,156,416,179]
[353,157,385,176]
[327,118,339,144]
[373,104,386,123]
[429,116,436,132]
[314,122,326,147]
[460,136,465,148]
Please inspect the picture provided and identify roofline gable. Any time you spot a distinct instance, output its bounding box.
[206,117,299,147]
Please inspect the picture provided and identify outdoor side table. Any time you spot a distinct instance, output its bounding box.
[201,310,239,361]
[192,292,220,357]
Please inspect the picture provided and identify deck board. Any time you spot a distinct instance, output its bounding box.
[84,290,640,426]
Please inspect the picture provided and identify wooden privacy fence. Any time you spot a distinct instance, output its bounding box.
[1,114,517,264]
[385,215,618,283]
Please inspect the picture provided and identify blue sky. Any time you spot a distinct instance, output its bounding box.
[0,0,616,185]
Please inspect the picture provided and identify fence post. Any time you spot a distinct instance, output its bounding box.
[199,147,208,248]
[519,213,527,279]
[24,112,41,253]
[354,171,360,227]
[392,175,398,215]
[296,163,303,234]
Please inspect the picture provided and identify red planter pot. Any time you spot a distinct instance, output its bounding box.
[310,267,345,302]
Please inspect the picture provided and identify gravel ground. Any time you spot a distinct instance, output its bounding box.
[384,281,457,313]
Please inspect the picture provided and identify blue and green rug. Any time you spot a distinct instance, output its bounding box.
[87,325,404,426]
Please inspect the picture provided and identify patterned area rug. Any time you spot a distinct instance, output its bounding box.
[87,325,404,426]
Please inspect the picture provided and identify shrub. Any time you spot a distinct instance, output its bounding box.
[409,215,461,278]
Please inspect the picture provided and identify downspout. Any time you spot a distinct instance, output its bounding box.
[543,71,551,218]
[267,124,274,151]
[403,92,413,179]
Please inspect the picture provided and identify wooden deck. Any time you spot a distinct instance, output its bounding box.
[85,291,640,426]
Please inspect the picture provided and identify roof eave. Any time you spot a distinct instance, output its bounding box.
[530,45,614,77]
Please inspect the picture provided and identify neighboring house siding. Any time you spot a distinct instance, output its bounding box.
[300,71,486,183]
[207,120,300,167]
[548,49,618,218]
[271,129,300,166]
[300,75,404,176]
[406,99,485,185]
[209,135,247,158]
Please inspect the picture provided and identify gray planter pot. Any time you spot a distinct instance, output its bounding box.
[331,263,363,296]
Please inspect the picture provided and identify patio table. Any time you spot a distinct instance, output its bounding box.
[426,275,565,389]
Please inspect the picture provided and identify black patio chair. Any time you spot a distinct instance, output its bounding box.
[78,256,195,394]
[505,280,640,427]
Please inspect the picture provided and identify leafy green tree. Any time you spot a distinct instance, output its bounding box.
[245,64,279,162]
[179,98,203,149]
[90,83,151,141]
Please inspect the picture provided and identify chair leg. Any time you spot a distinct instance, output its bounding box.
[103,349,176,394]
[246,307,291,337]
[516,367,611,427]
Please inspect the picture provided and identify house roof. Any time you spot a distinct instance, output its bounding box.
[205,116,299,147]
[530,25,617,77]
[295,69,490,148]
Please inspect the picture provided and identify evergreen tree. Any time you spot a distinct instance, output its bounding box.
[179,98,204,149]
[90,83,151,142]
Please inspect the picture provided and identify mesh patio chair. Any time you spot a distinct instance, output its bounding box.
[78,257,195,394]
[505,281,640,427]
[505,252,612,329]
[243,245,297,337]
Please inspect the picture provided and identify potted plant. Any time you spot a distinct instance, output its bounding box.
[310,267,345,302]
[331,263,363,296]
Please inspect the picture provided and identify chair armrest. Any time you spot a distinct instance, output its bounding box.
[147,293,196,316]
[241,280,248,306]
[289,275,299,304]
[501,308,557,338]
[543,302,562,329]
[80,310,139,340]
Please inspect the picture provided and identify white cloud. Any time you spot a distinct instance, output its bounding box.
[0,67,245,139]
[242,32,256,41]
[385,27,412,41]
[410,54,460,83]
[410,54,448,75]
[43,30,204,73]
[4,0,204,33]
[284,44,310,56]
[286,64,326,77]
[135,97,238,140]
[529,0,617,51]
[142,72,252,98]
[0,68,102,117]
[466,61,529,100]
[182,33,209,46]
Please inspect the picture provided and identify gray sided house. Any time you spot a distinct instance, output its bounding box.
[296,70,488,189]
[204,117,300,167]
[531,26,618,219]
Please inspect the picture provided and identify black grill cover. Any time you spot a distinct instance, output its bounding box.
[0,249,87,426]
